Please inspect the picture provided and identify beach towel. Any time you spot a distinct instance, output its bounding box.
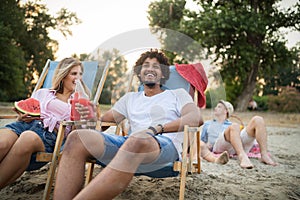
[175,63,208,108]
[213,144,270,158]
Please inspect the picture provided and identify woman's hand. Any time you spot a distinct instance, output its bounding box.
[75,101,97,121]
[75,101,97,129]
[13,107,40,122]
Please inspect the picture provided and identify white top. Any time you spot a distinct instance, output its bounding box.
[113,88,194,155]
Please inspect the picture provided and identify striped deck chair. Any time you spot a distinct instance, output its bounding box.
[0,59,110,200]
[92,64,207,200]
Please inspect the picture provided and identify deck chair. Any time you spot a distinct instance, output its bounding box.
[163,66,203,199]
[37,59,110,200]
[0,59,110,200]
[0,60,107,119]
[230,114,245,130]
[89,64,206,200]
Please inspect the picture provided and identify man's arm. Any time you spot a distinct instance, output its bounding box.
[100,109,126,131]
[200,122,209,143]
[154,103,203,134]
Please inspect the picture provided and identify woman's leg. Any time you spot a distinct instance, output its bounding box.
[0,129,18,161]
[0,130,45,188]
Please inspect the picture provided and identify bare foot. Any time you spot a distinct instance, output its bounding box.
[238,153,254,169]
[260,154,277,166]
[215,151,229,165]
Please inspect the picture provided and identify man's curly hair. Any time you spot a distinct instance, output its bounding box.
[133,49,170,85]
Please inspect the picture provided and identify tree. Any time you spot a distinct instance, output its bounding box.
[148,0,300,111]
[148,0,205,64]
[0,0,81,101]
[88,48,128,105]
[263,45,300,95]
[0,0,27,101]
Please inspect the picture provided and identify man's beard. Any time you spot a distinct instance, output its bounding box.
[143,81,156,88]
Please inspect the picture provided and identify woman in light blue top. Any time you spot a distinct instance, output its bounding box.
[0,57,90,189]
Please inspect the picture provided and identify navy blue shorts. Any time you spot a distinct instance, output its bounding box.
[96,132,179,178]
[3,120,64,171]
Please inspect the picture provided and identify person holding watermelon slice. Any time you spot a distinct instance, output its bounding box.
[0,57,90,189]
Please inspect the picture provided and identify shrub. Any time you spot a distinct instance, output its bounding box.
[253,96,268,111]
[268,86,300,113]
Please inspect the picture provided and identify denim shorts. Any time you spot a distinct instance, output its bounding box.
[96,132,179,178]
[3,120,64,171]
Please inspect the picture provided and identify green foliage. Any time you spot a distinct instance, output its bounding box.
[262,45,300,95]
[148,0,300,111]
[148,0,205,64]
[148,0,185,30]
[0,0,80,101]
[0,0,27,100]
[205,85,227,108]
[253,96,268,111]
[88,49,128,105]
[268,87,300,113]
[0,22,26,101]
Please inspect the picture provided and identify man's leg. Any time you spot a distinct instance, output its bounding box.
[54,129,105,199]
[73,132,160,200]
[223,124,254,168]
[200,141,229,164]
[246,116,276,166]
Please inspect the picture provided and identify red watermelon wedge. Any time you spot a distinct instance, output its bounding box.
[14,98,40,116]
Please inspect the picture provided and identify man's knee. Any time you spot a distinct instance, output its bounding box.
[200,141,210,152]
[228,123,240,134]
[124,135,157,153]
[224,124,240,141]
[63,130,83,152]
[251,116,265,125]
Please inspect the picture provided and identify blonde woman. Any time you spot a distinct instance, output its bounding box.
[0,57,90,189]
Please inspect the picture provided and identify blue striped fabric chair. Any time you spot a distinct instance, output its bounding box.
[98,65,202,200]
[30,59,110,200]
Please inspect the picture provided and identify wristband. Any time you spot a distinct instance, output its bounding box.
[148,126,158,135]
[145,131,155,137]
[157,124,164,134]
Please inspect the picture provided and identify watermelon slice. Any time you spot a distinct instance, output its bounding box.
[14,98,40,116]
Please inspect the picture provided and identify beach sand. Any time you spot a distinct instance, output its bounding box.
[0,109,299,200]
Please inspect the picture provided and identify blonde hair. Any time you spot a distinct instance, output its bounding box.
[51,57,91,97]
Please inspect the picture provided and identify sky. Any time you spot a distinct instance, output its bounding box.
[42,0,299,63]
[44,0,156,63]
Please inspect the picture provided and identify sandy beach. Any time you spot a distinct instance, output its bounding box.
[0,109,299,200]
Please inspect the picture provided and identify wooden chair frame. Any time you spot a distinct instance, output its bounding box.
[39,60,110,200]
[0,59,110,200]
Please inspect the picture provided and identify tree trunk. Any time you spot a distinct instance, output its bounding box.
[235,64,259,111]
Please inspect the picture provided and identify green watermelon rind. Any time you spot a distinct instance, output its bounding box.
[14,98,41,117]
